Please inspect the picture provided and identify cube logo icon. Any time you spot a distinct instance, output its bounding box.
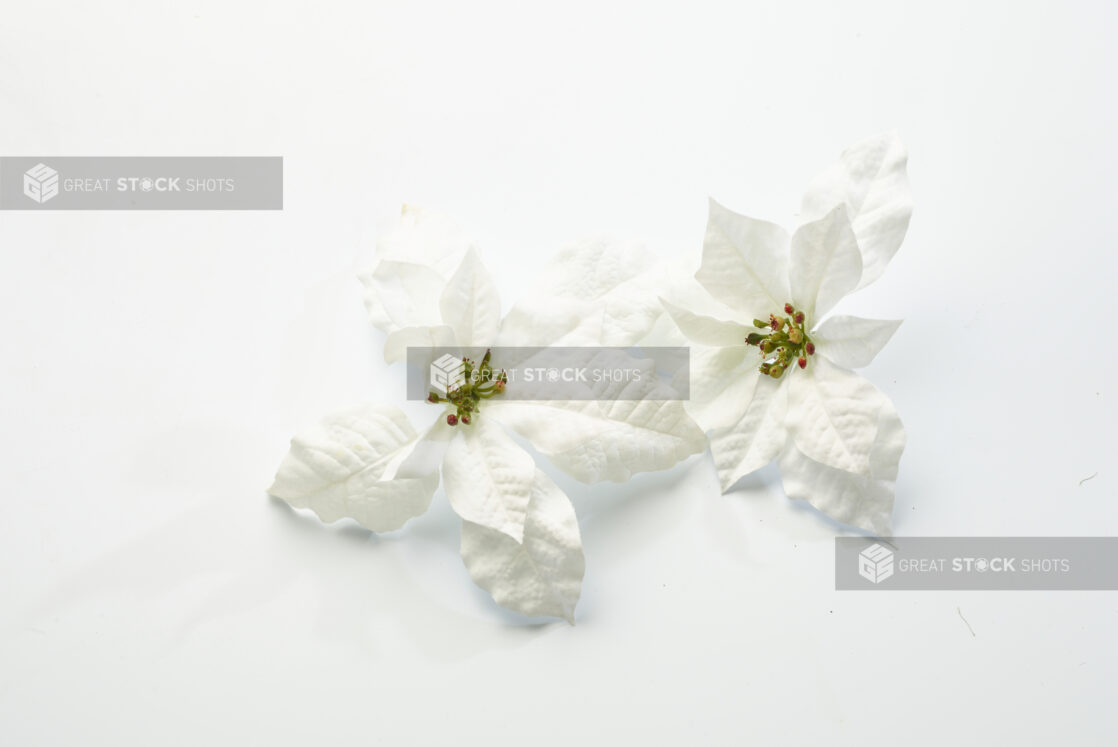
[858,543,894,584]
[24,163,60,204]
[429,353,466,395]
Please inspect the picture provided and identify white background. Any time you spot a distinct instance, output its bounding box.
[2,1,1116,744]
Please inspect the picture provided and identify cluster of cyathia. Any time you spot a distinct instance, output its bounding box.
[745,303,816,378]
[427,348,507,426]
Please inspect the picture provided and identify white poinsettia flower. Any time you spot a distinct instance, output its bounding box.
[270,208,706,622]
[660,132,912,536]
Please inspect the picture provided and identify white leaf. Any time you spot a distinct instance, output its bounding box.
[785,356,884,476]
[269,404,438,532]
[504,236,663,346]
[696,198,790,317]
[489,395,707,484]
[374,205,473,271]
[383,324,457,365]
[594,282,666,346]
[387,417,457,480]
[358,259,446,335]
[681,345,757,432]
[789,204,863,319]
[494,299,583,347]
[439,248,502,348]
[812,315,902,370]
[659,297,752,348]
[708,374,788,491]
[358,206,474,334]
[460,468,585,623]
[800,132,913,290]
[533,235,655,302]
[777,392,906,535]
[442,417,535,542]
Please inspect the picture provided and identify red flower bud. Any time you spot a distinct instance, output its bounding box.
[798,357,807,369]
[460,414,471,425]
[446,414,458,426]
[427,393,439,404]
[784,303,794,314]
[794,312,804,325]
[805,342,815,355]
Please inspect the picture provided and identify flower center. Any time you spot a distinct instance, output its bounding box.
[427,348,508,426]
[745,302,816,378]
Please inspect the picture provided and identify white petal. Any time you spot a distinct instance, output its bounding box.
[490,396,707,484]
[382,324,457,364]
[777,393,906,535]
[442,417,535,542]
[683,345,758,432]
[268,404,438,532]
[812,315,902,370]
[358,259,446,335]
[439,248,502,348]
[785,356,884,476]
[659,297,752,347]
[696,198,791,317]
[800,132,913,289]
[503,236,663,346]
[709,374,788,491]
[594,283,666,346]
[789,204,862,319]
[358,206,474,334]
[460,468,585,623]
[494,300,582,347]
[387,418,457,480]
[658,268,747,320]
[534,235,655,302]
[374,205,473,271]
